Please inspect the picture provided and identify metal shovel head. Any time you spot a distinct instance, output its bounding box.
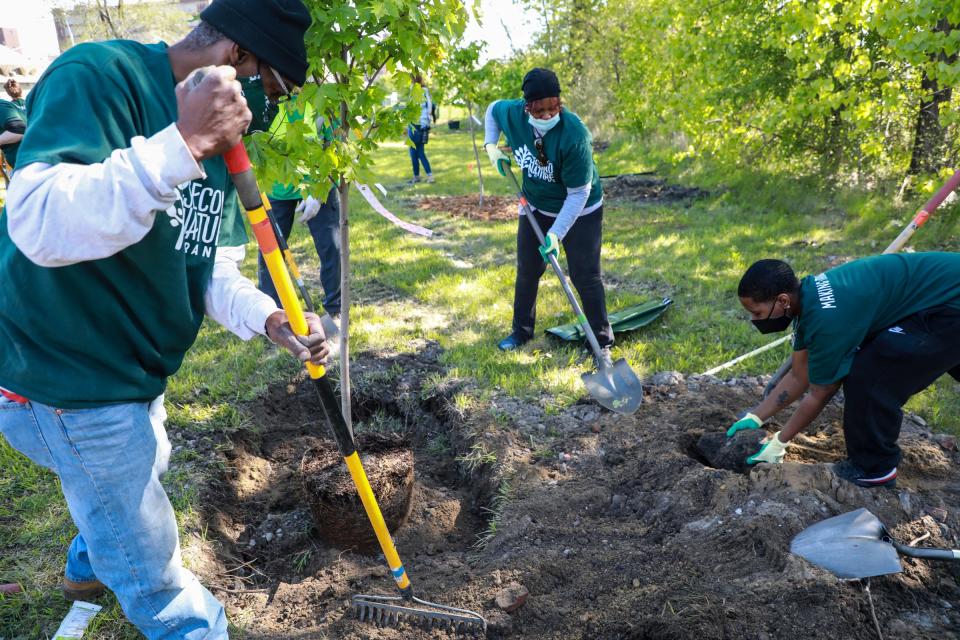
[790,508,902,580]
[582,357,643,415]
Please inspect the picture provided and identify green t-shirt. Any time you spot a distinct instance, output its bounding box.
[490,99,602,213]
[268,104,336,201]
[0,97,26,168]
[793,252,960,385]
[0,41,241,408]
[217,196,249,248]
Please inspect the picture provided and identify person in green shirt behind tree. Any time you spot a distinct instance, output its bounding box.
[483,68,613,365]
[727,252,960,489]
[259,103,342,323]
[0,78,27,170]
[0,1,327,637]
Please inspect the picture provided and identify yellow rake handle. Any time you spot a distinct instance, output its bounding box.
[223,143,411,594]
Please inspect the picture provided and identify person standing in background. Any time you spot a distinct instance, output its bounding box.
[407,72,434,184]
[259,104,342,330]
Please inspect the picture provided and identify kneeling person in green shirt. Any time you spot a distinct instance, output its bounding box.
[728,253,960,489]
[0,1,322,637]
[483,68,613,364]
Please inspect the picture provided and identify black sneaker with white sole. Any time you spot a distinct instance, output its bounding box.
[831,459,897,489]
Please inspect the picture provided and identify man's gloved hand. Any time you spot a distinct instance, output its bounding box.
[538,231,560,263]
[746,431,789,465]
[485,143,511,176]
[726,412,763,437]
[296,196,321,223]
[265,310,329,366]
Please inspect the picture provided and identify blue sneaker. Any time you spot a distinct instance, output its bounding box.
[497,333,530,351]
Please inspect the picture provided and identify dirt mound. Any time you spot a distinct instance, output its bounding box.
[416,195,517,220]
[601,174,707,203]
[191,345,960,639]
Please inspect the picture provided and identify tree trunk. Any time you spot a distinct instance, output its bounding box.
[338,175,351,435]
[467,100,484,207]
[338,57,352,436]
[907,19,956,176]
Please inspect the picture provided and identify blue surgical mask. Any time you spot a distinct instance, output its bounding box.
[529,113,560,134]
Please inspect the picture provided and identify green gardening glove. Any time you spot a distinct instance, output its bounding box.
[726,412,763,437]
[538,232,560,263]
[746,431,789,465]
[485,143,511,176]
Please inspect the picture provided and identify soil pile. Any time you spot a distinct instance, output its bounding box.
[601,174,707,203]
[193,345,960,639]
[415,195,517,221]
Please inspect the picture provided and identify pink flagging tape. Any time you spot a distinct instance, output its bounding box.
[356,184,433,238]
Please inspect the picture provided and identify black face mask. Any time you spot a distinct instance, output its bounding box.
[752,300,793,334]
[238,74,279,135]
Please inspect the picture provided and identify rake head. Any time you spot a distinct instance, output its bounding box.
[352,593,487,635]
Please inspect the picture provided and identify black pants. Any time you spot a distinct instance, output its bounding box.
[258,188,341,315]
[513,207,613,347]
[842,305,960,475]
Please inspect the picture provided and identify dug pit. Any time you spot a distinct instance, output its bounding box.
[300,433,415,553]
[194,344,500,638]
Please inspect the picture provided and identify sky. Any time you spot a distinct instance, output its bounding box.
[0,0,543,66]
[462,0,542,62]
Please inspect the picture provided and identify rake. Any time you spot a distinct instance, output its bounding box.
[220,135,486,634]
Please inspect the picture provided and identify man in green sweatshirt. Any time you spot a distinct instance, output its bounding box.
[0,1,323,637]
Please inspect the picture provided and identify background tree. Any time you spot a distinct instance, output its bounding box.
[51,0,194,47]
[433,42,488,205]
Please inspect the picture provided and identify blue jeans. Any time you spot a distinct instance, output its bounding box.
[258,189,342,315]
[0,394,227,639]
[408,125,432,177]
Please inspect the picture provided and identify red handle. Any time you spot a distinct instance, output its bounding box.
[224,142,252,175]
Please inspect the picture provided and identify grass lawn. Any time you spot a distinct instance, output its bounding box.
[1,124,958,637]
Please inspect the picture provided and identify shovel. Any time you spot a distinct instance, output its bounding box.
[505,168,643,414]
[791,508,960,580]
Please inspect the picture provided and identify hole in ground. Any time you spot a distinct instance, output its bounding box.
[202,346,498,601]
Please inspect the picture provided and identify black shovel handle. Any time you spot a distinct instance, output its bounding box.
[892,540,960,562]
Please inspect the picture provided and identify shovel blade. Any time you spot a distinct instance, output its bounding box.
[582,357,643,415]
[790,508,902,579]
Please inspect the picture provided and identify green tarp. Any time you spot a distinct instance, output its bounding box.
[545,298,673,341]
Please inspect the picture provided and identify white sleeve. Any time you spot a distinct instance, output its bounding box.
[484,101,502,146]
[5,123,205,267]
[546,183,591,241]
[203,244,279,340]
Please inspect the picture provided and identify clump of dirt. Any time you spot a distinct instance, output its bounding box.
[190,346,960,639]
[694,428,767,472]
[300,433,414,553]
[601,174,707,203]
[415,195,517,221]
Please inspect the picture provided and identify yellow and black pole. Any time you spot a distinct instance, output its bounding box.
[261,194,316,314]
[223,143,484,633]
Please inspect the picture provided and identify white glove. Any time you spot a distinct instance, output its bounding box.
[296,196,321,223]
[485,143,511,176]
[746,431,790,465]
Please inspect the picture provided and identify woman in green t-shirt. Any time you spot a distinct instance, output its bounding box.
[483,68,612,364]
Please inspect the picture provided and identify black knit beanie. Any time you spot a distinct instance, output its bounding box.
[201,0,311,86]
[522,68,561,102]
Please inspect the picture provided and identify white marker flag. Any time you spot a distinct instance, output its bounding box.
[356,183,433,238]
